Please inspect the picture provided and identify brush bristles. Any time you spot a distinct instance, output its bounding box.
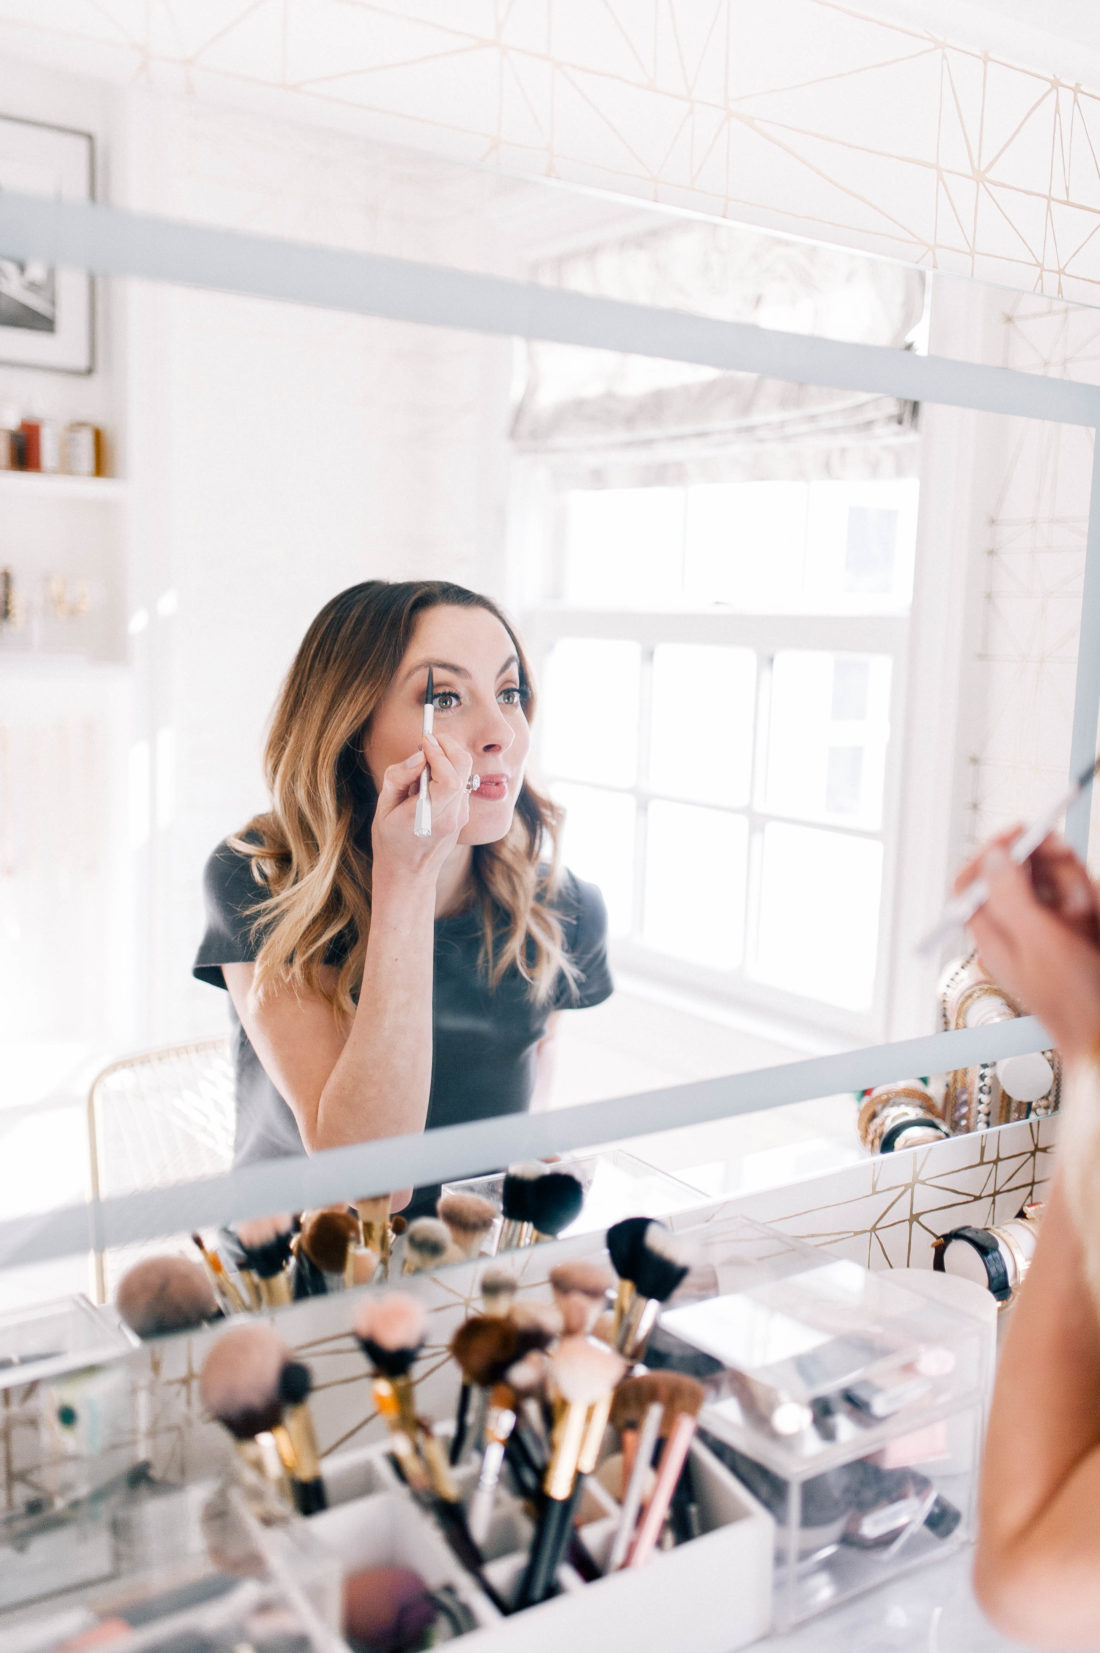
[611,1370,704,1432]
[353,1292,427,1375]
[236,1213,295,1281]
[236,1214,293,1250]
[510,1300,563,1348]
[199,1324,289,1438]
[449,1316,522,1386]
[549,1260,615,1300]
[606,1215,652,1279]
[501,1161,546,1223]
[627,1221,691,1300]
[548,1336,627,1407]
[116,1256,217,1337]
[351,1247,380,1287]
[480,1266,518,1315]
[343,1567,436,1649]
[402,1218,453,1272]
[505,1349,549,1397]
[528,1171,585,1238]
[301,1208,360,1274]
[437,1193,497,1237]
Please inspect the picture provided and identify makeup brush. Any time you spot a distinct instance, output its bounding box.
[497,1162,547,1251]
[480,1265,518,1318]
[343,1566,439,1653]
[437,1192,498,1260]
[401,1217,455,1274]
[414,665,434,838]
[352,1293,431,1493]
[624,1374,705,1568]
[299,1207,361,1289]
[607,1375,676,1572]
[448,1314,524,1466]
[115,1255,219,1338]
[526,1170,586,1243]
[550,1260,615,1337]
[277,1359,328,1515]
[355,1194,393,1272]
[605,1216,651,1337]
[353,1293,509,1615]
[191,1232,248,1315]
[236,1214,296,1307]
[516,1336,627,1609]
[611,1220,692,1361]
[198,1325,298,1506]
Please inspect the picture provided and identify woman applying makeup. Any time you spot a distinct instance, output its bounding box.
[193,580,612,1216]
[958,831,1100,1647]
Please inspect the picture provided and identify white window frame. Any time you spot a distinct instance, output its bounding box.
[519,515,910,1049]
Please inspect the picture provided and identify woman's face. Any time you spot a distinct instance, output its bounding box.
[364,603,532,846]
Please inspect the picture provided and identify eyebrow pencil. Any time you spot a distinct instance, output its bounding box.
[917,752,1100,956]
[414,664,434,838]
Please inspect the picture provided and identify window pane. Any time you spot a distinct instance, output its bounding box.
[643,801,747,969]
[553,782,635,937]
[541,638,640,788]
[649,644,755,807]
[765,651,891,828]
[753,823,882,1010]
[683,481,807,609]
[681,478,918,613]
[802,479,918,611]
[563,487,684,606]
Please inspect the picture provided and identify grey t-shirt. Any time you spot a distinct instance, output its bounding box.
[192,839,612,1215]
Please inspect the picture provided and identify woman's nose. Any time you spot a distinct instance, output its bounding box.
[477,702,514,753]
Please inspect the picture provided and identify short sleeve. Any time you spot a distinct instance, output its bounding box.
[193,839,269,990]
[553,868,614,1011]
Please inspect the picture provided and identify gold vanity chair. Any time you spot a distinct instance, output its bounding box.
[86,1036,236,1303]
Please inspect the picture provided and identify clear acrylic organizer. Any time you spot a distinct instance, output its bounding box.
[655,1215,991,1630]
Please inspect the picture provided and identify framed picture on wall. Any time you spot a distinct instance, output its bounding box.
[0,114,93,374]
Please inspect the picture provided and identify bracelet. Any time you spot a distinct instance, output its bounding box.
[932,1225,1013,1301]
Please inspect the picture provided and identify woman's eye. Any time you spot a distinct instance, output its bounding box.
[433,690,461,711]
[499,686,525,705]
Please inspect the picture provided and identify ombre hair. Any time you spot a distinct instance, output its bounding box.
[232,580,574,1016]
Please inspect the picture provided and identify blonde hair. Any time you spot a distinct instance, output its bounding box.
[232,580,575,1018]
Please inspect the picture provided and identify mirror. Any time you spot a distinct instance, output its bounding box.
[1,115,1095,1320]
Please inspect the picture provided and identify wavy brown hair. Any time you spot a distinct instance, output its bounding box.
[232,580,575,1017]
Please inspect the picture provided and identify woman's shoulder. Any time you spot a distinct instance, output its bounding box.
[202,829,273,916]
[541,864,609,941]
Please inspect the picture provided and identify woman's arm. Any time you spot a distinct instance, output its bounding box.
[528,1012,561,1113]
[226,732,473,1154]
[974,1175,1100,1648]
[962,833,1100,1645]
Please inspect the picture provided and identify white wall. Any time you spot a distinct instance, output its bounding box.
[119,93,519,1041]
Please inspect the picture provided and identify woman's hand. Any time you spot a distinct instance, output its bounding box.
[370,731,474,885]
[957,830,1100,1061]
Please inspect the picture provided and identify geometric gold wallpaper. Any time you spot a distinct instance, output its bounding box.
[4,1,1100,300]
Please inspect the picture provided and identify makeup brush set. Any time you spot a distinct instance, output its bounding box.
[1,1211,992,1650]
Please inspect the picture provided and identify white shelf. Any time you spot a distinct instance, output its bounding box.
[0,470,127,502]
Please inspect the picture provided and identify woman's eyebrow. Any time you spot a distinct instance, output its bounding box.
[402,654,519,686]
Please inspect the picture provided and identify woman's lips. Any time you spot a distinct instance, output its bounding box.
[473,774,509,801]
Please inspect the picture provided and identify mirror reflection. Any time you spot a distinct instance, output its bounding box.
[2,142,1095,1317]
